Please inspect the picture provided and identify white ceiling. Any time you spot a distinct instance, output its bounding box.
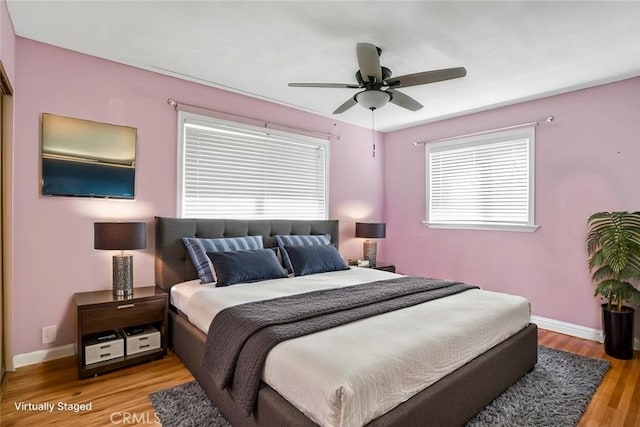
[7,1,640,132]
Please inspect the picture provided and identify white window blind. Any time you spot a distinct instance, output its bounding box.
[178,112,328,220]
[425,127,538,232]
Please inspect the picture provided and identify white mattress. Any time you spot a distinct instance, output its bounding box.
[171,268,531,427]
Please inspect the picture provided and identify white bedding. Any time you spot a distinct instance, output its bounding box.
[171,268,531,427]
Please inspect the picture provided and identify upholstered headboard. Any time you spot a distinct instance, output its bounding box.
[154,216,340,292]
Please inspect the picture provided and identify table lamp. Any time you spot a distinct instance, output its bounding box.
[94,222,146,297]
[355,222,386,267]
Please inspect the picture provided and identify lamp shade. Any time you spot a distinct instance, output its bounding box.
[355,222,386,239]
[94,222,146,250]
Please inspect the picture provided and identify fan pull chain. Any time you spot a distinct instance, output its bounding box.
[371,109,376,158]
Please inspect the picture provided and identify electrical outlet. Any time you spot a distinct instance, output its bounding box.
[42,325,57,344]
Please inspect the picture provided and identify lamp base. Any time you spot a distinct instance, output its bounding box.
[363,240,378,268]
[113,255,134,298]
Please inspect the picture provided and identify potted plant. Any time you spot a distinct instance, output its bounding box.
[586,211,640,359]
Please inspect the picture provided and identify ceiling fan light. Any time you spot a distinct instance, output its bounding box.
[355,90,391,110]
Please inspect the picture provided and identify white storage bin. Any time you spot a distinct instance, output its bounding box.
[123,325,161,355]
[84,332,124,365]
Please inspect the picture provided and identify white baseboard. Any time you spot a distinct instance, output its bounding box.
[13,344,75,369]
[530,314,604,343]
[531,314,640,350]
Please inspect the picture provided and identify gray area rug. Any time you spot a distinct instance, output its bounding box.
[149,346,609,427]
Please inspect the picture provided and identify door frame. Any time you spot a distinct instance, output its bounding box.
[0,61,14,385]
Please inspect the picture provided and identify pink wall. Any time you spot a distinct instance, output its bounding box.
[12,38,383,355]
[382,77,640,334]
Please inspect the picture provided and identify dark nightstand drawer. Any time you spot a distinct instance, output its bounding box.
[81,299,165,334]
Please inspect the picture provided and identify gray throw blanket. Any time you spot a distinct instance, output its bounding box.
[202,276,478,416]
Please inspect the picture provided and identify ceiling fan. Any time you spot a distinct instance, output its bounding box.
[288,43,467,114]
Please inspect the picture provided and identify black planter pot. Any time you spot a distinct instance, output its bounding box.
[601,304,635,360]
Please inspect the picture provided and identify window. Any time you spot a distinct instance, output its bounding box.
[178,112,328,219]
[424,126,538,232]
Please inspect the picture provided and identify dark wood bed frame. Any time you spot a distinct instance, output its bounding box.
[155,216,538,427]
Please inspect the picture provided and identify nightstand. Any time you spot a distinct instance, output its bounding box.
[373,264,396,273]
[74,286,168,379]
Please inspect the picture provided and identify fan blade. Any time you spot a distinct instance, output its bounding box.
[387,89,423,111]
[356,43,382,84]
[288,83,361,89]
[333,97,357,114]
[385,67,467,88]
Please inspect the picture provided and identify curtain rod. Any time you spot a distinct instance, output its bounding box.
[412,115,555,146]
[167,98,340,141]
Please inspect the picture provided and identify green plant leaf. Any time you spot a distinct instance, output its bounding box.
[586,212,640,307]
[591,265,614,282]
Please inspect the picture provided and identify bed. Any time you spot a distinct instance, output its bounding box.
[155,217,538,427]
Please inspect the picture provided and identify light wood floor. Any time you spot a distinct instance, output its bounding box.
[0,330,638,426]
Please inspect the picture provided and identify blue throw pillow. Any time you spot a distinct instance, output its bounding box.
[182,236,263,283]
[284,244,349,277]
[207,249,288,287]
[275,234,331,273]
